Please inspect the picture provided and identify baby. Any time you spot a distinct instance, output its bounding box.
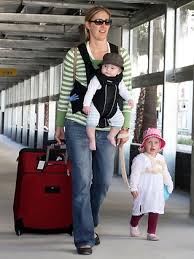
[83,53,134,150]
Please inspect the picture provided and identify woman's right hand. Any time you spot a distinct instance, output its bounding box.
[55,127,65,145]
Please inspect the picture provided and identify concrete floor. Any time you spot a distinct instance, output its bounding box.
[0,134,194,259]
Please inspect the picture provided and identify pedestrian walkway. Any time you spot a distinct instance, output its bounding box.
[0,134,194,259]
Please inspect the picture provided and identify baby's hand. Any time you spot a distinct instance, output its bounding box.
[128,99,134,109]
[82,106,90,115]
[131,191,139,199]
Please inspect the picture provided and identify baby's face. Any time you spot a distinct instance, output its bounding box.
[101,64,122,77]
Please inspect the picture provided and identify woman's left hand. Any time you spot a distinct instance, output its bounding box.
[117,129,129,146]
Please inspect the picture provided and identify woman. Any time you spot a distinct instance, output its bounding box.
[55,6,132,255]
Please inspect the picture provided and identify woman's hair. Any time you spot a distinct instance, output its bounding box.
[84,6,111,40]
[85,6,111,22]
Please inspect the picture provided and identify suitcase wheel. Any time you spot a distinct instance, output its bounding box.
[15,219,24,236]
[66,224,73,236]
[16,229,22,236]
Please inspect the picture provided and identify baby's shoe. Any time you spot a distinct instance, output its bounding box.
[130,225,141,237]
[147,233,159,241]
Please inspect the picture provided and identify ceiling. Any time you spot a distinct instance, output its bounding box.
[0,0,171,90]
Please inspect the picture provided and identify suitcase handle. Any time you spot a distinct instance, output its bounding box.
[46,139,65,147]
[45,143,68,164]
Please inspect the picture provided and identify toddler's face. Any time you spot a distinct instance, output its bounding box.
[101,64,121,77]
[144,137,161,156]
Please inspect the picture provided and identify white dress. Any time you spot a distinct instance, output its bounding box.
[129,153,173,215]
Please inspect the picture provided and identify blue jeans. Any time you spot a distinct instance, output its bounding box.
[64,119,116,247]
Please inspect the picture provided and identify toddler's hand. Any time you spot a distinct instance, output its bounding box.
[131,191,138,199]
[128,99,134,109]
[82,106,90,115]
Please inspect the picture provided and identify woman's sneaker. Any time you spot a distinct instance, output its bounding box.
[147,233,159,241]
[130,225,141,237]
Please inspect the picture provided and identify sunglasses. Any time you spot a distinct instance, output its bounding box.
[89,19,112,26]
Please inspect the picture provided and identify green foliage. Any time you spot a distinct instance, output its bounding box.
[138,23,149,41]
[177,136,192,145]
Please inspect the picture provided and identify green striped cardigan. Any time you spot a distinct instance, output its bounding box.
[56,42,132,130]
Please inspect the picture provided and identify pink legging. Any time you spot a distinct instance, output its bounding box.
[130,213,159,234]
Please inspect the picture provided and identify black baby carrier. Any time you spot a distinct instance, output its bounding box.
[70,42,123,128]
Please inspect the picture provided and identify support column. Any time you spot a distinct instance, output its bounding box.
[190,69,194,216]
[37,103,44,148]
[36,72,44,148]
[48,101,56,140]
[112,26,130,176]
[16,106,22,143]
[121,27,130,175]
[4,109,8,136]
[108,26,122,47]
[0,90,5,134]
[48,67,56,140]
[162,4,177,177]
[11,107,16,141]
[7,107,12,138]
[22,105,28,146]
[29,104,36,148]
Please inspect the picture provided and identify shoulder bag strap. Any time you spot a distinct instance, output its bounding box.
[109,43,118,54]
[78,43,96,84]
[117,133,130,190]
[78,42,119,84]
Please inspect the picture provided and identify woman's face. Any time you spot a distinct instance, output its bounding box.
[85,11,111,42]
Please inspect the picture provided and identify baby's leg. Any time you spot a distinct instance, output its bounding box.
[107,127,120,147]
[108,107,124,146]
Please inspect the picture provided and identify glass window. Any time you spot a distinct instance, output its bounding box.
[26,79,31,101]
[34,74,39,99]
[131,23,149,76]
[30,76,34,99]
[12,86,16,104]
[42,70,49,97]
[5,89,8,106]
[150,15,165,72]
[10,86,15,104]
[49,67,55,96]
[38,72,43,98]
[20,82,24,102]
[23,80,28,101]
[131,85,163,144]
[44,102,49,131]
[176,2,194,68]
[177,81,193,152]
[8,88,11,105]
[16,84,19,104]
[54,64,62,95]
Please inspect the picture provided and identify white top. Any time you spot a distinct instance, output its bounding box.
[129,152,173,215]
[86,41,110,59]
[83,75,131,107]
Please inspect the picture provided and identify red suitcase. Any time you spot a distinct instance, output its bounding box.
[13,144,72,236]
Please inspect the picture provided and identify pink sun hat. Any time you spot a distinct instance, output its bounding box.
[140,128,166,150]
